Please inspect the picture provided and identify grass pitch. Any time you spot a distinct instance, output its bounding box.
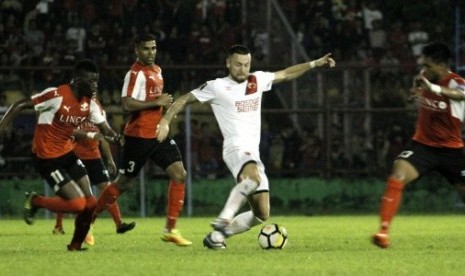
[1,215,465,275]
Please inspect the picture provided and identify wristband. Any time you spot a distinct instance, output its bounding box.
[114,134,122,143]
[309,61,316,69]
[430,84,441,95]
[86,132,98,139]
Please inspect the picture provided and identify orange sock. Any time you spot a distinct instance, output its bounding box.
[379,177,405,233]
[33,196,86,213]
[107,202,122,227]
[165,181,185,231]
[94,184,121,215]
[55,213,64,228]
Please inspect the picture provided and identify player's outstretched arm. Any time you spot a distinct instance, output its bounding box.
[415,75,465,101]
[96,121,123,146]
[156,92,198,142]
[273,53,336,84]
[0,98,33,134]
[122,93,173,112]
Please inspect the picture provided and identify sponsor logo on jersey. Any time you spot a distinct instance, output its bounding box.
[63,105,70,112]
[78,120,97,130]
[58,114,87,125]
[235,97,259,112]
[419,96,447,111]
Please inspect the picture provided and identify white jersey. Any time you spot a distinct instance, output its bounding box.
[191,71,275,152]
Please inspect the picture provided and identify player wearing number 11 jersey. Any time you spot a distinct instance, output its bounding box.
[0,60,122,251]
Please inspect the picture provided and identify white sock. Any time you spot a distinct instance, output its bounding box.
[211,230,225,243]
[226,211,263,236]
[218,179,258,220]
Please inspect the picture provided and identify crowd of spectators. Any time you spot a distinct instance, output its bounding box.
[0,0,459,179]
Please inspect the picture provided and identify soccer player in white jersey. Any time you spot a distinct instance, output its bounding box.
[156,44,335,249]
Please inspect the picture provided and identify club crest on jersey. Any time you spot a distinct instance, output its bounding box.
[80,102,89,112]
[245,75,257,95]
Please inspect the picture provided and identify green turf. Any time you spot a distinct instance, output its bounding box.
[1,215,465,275]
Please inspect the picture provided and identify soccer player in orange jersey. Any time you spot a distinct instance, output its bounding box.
[53,118,135,245]
[94,33,192,246]
[372,42,465,248]
[0,60,122,251]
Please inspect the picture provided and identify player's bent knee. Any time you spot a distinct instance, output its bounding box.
[171,170,187,183]
[70,197,87,212]
[85,196,97,209]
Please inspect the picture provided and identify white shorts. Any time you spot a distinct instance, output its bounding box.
[223,149,269,192]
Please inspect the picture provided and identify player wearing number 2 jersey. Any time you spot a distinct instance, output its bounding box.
[157,44,335,249]
[0,60,122,251]
[372,42,465,249]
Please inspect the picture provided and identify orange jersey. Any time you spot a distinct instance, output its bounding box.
[121,61,164,138]
[74,101,106,160]
[74,120,101,160]
[31,84,106,158]
[412,72,465,148]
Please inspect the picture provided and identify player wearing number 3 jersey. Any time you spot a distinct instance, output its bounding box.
[372,42,465,249]
[157,44,335,249]
[93,33,192,246]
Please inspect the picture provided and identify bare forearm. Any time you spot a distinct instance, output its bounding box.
[281,62,312,81]
[122,97,159,112]
[0,99,32,132]
[437,86,465,101]
[274,53,335,83]
[163,93,197,123]
[99,139,114,162]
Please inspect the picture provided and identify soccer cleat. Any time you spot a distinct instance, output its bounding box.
[52,226,65,235]
[116,221,136,234]
[23,192,38,225]
[67,244,88,252]
[372,233,390,249]
[161,229,193,246]
[85,227,95,246]
[210,218,232,237]
[203,232,226,250]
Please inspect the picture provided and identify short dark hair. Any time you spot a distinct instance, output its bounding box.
[227,44,250,57]
[422,42,452,65]
[73,59,99,77]
[135,33,157,46]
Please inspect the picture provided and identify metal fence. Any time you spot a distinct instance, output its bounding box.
[0,63,418,179]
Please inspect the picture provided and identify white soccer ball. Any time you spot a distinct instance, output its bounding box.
[258,223,288,249]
